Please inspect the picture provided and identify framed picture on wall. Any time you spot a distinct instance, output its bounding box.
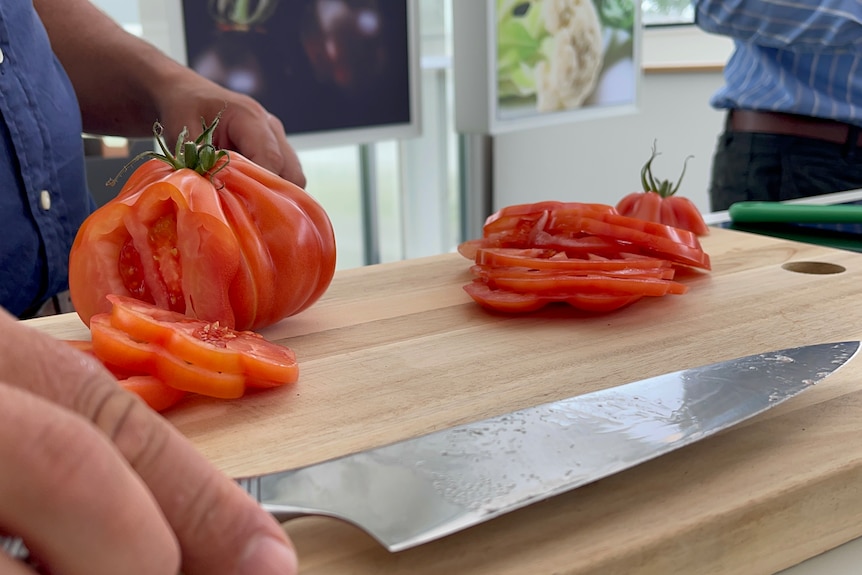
[141,0,421,149]
[454,0,641,135]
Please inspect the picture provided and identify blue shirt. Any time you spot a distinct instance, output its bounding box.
[0,1,93,316]
[694,1,862,126]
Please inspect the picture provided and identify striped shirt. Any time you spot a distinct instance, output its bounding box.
[693,0,862,126]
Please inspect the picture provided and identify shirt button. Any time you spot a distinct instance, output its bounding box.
[0,47,5,64]
[40,189,51,211]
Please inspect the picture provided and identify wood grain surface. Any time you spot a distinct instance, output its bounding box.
[25,227,862,574]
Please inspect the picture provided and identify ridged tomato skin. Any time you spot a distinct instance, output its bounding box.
[69,152,336,331]
[616,191,710,236]
[615,143,710,236]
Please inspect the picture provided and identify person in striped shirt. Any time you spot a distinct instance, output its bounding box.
[694,1,862,211]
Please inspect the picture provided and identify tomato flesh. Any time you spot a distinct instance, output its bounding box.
[117,213,185,312]
[118,238,150,301]
[148,214,184,311]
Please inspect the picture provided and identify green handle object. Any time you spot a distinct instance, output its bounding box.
[729,201,862,224]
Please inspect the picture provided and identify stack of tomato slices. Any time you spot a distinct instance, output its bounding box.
[66,295,299,412]
[458,201,711,313]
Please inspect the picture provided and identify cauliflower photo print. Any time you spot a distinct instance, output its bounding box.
[496,0,636,117]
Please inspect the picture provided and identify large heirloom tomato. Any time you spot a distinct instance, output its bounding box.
[69,116,337,331]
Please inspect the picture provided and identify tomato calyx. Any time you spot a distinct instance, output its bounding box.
[641,140,693,199]
[108,111,230,188]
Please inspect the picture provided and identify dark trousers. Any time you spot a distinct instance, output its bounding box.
[708,123,862,212]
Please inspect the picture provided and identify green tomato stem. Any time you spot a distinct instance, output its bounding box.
[640,140,693,198]
[107,112,230,188]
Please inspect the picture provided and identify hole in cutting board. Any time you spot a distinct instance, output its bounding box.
[781,261,846,275]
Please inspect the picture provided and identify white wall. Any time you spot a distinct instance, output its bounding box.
[492,26,734,215]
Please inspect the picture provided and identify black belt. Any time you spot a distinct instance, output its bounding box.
[728,110,862,147]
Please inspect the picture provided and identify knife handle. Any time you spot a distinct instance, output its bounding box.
[729,201,862,224]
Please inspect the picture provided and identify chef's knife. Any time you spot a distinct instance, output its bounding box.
[237,341,859,552]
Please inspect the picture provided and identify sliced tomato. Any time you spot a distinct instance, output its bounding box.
[558,215,710,270]
[551,211,703,251]
[483,202,616,237]
[481,275,687,297]
[475,248,672,272]
[471,265,675,282]
[457,238,486,260]
[463,282,643,313]
[64,340,95,354]
[459,200,709,315]
[463,282,547,313]
[119,375,188,412]
[565,293,644,312]
[64,339,148,379]
[62,340,187,410]
[90,313,247,399]
[106,294,298,385]
[528,230,631,258]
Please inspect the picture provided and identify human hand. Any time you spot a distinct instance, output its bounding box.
[0,309,298,575]
[156,77,306,189]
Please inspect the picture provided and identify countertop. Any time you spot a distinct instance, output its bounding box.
[25,227,862,574]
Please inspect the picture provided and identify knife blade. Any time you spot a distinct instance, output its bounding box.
[237,341,859,552]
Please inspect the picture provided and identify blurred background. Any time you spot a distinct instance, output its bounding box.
[87,0,731,272]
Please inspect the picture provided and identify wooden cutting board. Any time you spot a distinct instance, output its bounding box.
[25,227,862,574]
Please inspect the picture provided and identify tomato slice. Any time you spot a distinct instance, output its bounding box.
[482,275,687,297]
[475,248,672,272]
[463,282,644,313]
[565,293,643,312]
[61,340,187,410]
[106,294,298,385]
[62,339,140,379]
[471,265,676,284]
[564,211,703,250]
[64,340,95,354]
[90,313,247,399]
[119,375,188,412]
[559,215,711,269]
[457,238,486,260]
[528,230,630,258]
[463,282,547,313]
[482,202,617,239]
